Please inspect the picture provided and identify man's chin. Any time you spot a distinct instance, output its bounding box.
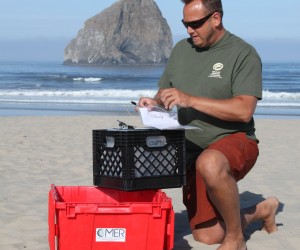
[191,37,203,47]
[191,36,198,42]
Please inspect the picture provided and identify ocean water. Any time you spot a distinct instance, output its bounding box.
[0,61,299,117]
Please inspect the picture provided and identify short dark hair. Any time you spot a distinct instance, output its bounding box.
[181,0,223,17]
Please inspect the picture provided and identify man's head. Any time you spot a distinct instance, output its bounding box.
[181,0,224,48]
[181,0,223,17]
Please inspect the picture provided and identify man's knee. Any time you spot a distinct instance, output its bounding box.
[192,219,225,245]
[196,149,230,185]
[193,230,220,245]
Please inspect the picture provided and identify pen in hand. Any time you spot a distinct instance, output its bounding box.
[131,101,139,112]
[131,101,148,107]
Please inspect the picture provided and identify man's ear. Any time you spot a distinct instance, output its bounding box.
[212,12,222,28]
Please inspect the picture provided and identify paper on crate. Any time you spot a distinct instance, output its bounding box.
[138,106,201,130]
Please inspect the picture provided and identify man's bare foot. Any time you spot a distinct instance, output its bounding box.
[216,236,247,250]
[261,197,279,233]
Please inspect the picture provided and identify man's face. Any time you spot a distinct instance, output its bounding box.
[182,1,218,48]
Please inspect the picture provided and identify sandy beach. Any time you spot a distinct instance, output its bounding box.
[0,115,299,250]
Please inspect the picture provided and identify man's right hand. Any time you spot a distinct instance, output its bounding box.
[137,97,159,108]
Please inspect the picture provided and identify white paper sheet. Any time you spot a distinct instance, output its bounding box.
[138,106,201,130]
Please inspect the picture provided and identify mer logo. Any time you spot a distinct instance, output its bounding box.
[96,228,126,242]
[208,63,224,78]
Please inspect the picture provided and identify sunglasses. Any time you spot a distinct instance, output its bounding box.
[182,12,215,29]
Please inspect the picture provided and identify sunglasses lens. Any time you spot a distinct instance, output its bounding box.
[182,20,202,29]
[182,20,188,28]
[190,23,199,29]
[182,12,215,29]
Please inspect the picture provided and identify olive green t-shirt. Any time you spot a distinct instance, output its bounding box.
[158,31,262,148]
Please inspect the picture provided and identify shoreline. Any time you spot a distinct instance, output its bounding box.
[0,103,299,119]
[0,98,300,118]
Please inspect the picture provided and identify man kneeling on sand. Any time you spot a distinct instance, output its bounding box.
[137,0,279,249]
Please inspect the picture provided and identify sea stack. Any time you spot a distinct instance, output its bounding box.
[64,0,173,65]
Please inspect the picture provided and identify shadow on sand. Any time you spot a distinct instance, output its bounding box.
[173,191,284,249]
[173,210,193,250]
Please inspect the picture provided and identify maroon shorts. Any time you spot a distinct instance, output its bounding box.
[182,132,259,229]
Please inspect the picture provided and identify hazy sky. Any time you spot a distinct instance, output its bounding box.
[0,0,299,62]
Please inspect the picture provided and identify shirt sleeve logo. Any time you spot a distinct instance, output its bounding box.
[209,63,223,78]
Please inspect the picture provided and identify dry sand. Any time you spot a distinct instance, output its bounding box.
[0,115,299,250]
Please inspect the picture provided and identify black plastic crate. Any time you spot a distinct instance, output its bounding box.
[93,129,186,191]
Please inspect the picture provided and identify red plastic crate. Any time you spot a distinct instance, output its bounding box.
[48,185,174,250]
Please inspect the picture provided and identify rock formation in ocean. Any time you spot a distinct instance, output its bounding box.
[64,0,173,65]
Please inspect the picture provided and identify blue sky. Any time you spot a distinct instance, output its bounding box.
[0,0,299,62]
